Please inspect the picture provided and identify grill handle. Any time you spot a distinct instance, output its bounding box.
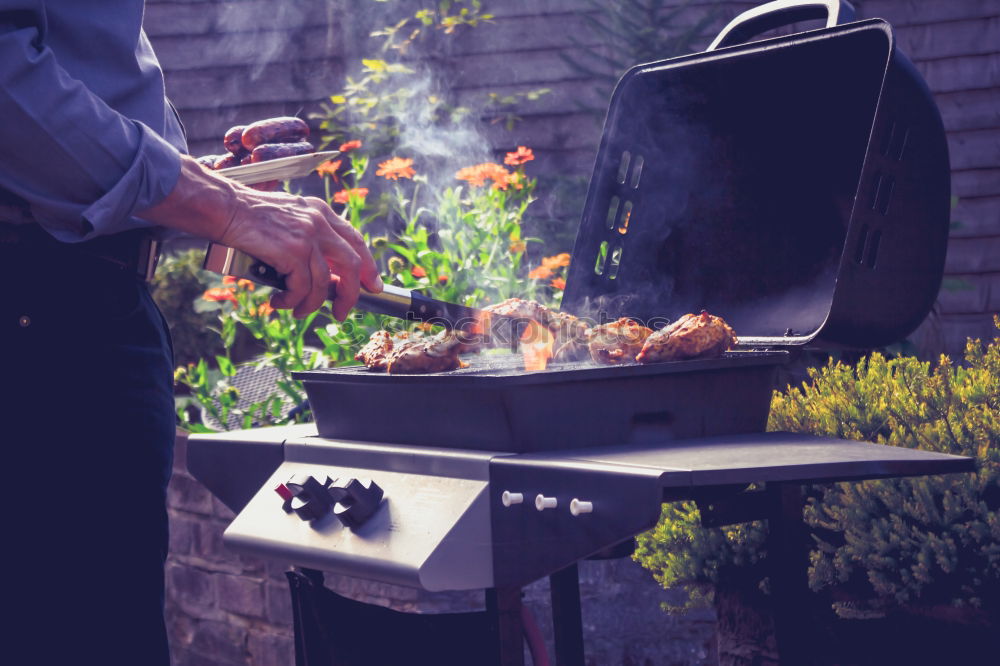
[707,0,856,51]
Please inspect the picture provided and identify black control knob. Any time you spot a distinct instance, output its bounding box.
[327,478,384,529]
[285,474,333,522]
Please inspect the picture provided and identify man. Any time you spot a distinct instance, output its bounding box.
[0,2,380,663]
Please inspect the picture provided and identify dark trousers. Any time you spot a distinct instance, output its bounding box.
[1,230,175,665]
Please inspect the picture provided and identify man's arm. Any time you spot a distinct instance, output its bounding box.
[0,3,379,317]
[0,2,179,241]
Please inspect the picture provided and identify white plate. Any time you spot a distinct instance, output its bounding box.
[216,150,340,185]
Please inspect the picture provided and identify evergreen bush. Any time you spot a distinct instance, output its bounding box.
[634,319,1000,618]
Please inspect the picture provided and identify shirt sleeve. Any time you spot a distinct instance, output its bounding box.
[0,3,181,242]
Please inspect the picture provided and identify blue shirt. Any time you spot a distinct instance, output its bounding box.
[0,0,185,241]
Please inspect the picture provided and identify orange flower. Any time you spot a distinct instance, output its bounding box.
[203,287,236,303]
[222,275,237,285]
[504,146,534,166]
[237,279,255,290]
[339,140,362,152]
[541,253,571,270]
[455,162,512,189]
[254,302,275,317]
[550,277,566,290]
[528,266,554,280]
[333,187,369,204]
[509,239,527,254]
[507,171,524,190]
[376,157,416,181]
[315,159,342,180]
[438,274,449,284]
[411,265,427,278]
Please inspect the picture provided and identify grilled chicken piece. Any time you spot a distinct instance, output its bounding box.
[355,330,420,371]
[482,298,589,361]
[354,330,396,370]
[586,318,653,365]
[385,331,466,374]
[636,311,737,363]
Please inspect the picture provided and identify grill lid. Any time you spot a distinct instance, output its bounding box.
[563,13,949,349]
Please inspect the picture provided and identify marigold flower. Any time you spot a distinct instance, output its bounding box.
[504,146,534,166]
[315,159,342,180]
[509,240,527,254]
[528,266,554,280]
[541,253,571,270]
[550,277,566,290]
[203,287,237,303]
[339,140,362,153]
[455,162,512,189]
[333,187,369,204]
[255,302,275,317]
[411,265,427,278]
[376,157,416,181]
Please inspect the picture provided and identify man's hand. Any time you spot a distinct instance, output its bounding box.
[139,155,382,320]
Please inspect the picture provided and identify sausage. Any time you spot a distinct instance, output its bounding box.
[241,117,310,150]
[213,153,242,170]
[223,125,246,154]
[249,141,315,163]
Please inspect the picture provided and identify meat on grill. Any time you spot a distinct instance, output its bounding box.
[355,330,466,374]
[586,317,653,365]
[482,297,589,361]
[636,311,737,363]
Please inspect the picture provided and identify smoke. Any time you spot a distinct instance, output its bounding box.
[212,2,310,82]
[393,70,494,192]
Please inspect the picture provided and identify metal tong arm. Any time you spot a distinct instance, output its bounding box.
[202,243,483,329]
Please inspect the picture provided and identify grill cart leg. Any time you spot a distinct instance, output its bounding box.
[697,483,815,664]
[486,586,525,666]
[550,564,585,666]
[766,483,813,665]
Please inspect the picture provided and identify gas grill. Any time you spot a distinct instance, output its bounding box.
[189,2,974,664]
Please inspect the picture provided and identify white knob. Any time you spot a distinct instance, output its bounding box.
[501,491,523,507]
[535,494,557,511]
[570,499,593,516]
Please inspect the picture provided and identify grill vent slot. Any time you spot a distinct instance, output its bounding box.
[876,176,894,215]
[629,155,644,188]
[616,151,631,184]
[890,126,909,161]
[879,120,896,157]
[618,201,633,235]
[607,245,623,280]
[865,230,882,269]
[855,225,869,265]
[605,196,620,230]
[594,241,609,275]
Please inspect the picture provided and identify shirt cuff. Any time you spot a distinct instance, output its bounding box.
[76,120,181,240]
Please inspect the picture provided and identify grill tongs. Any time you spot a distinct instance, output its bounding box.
[203,243,518,344]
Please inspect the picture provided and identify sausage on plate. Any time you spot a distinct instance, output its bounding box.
[241,117,309,150]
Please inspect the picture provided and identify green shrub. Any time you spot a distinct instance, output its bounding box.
[634,319,1000,616]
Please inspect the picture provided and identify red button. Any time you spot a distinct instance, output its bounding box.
[274,483,294,501]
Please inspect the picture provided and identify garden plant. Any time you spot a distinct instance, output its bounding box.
[634,320,1000,655]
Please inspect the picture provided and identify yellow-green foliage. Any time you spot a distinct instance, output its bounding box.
[634,319,999,613]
